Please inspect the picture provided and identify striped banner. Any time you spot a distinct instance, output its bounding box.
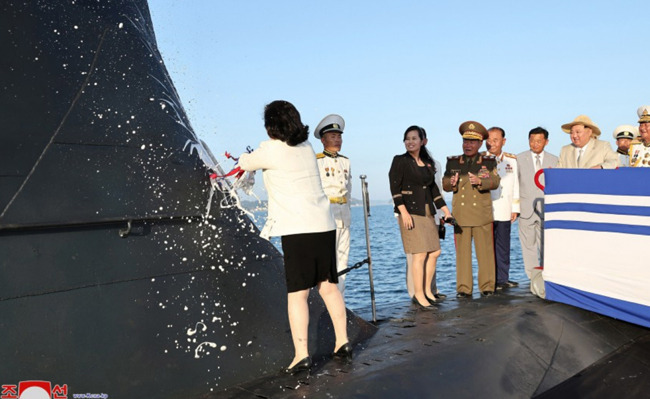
[543,168,650,328]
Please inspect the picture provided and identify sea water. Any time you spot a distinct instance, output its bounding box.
[254,204,527,313]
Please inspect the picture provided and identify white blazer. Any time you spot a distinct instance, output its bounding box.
[238,139,336,239]
[485,152,520,221]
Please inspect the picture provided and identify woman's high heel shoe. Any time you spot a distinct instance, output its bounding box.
[425,295,438,305]
[333,342,353,362]
[284,357,312,375]
[412,297,435,311]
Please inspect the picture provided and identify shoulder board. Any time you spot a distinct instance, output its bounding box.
[503,152,516,159]
[447,155,461,159]
[630,139,642,145]
[338,153,348,159]
[316,153,325,159]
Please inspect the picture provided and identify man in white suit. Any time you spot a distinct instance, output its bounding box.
[485,127,520,290]
[556,115,619,169]
[612,125,638,167]
[516,127,558,291]
[629,105,650,167]
[314,114,351,295]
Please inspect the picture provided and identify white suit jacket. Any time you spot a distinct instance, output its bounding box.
[516,150,559,220]
[239,139,336,239]
[484,151,520,221]
[557,138,619,169]
[317,153,351,227]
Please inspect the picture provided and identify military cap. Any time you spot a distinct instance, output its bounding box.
[638,105,650,123]
[314,114,345,139]
[561,115,601,136]
[612,124,639,140]
[458,121,488,140]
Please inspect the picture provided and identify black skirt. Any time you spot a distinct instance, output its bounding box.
[281,230,338,293]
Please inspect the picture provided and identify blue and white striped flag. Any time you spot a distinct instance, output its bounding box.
[543,168,650,328]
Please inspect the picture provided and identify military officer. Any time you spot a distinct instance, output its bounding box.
[442,121,500,297]
[314,114,352,295]
[484,127,520,290]
[612,124,638,167]
[630,105,650,167]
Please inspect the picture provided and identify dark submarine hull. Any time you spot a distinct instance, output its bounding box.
[0,1,374,396]
[2,1,649,398]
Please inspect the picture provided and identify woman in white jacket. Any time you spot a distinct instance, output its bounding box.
[238,100,351,374]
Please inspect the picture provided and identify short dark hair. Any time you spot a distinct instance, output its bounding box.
[529,126,549,139]
[488,126,505,138]
[263,100,309,146]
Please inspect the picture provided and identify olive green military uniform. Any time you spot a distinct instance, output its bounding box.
[442,122,501,295]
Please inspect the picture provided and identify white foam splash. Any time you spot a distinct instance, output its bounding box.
[194,342,217,359]
[187,321,207,337]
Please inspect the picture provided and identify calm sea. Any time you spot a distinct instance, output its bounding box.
[253,204,527,313]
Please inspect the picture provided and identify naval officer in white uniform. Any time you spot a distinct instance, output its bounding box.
[485,127,520,290]
[315,114,352,295]
[612,125,638,167]
[630,105,650,167]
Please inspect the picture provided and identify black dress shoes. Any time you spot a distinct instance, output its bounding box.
[497,281,519,290]
[456,292,472,298]
[481,290,494,297]
[284,357,312,375]
[333,342,353,362]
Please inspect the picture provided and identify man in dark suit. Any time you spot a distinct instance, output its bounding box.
[516,127,558,294]
[443,121,500,297]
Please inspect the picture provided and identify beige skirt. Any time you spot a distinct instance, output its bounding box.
[398,204,441,254]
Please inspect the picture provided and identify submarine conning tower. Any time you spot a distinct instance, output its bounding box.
[0,1,375,396]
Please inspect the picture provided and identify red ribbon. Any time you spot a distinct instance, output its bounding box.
[211,166,244,179]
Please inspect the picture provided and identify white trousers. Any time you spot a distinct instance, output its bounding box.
[336,226,350,295]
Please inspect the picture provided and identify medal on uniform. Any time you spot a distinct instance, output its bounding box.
[325,167,330,177]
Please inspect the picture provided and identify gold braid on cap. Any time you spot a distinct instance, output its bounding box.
[462,131,484,140]
[640,109,650,123]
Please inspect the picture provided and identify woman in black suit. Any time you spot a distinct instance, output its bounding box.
[389,126,451,310]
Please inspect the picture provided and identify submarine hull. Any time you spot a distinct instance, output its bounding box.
[0,1,375,396]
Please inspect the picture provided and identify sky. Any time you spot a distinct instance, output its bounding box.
[148,0,649,202]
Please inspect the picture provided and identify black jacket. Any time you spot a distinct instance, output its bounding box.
[389,153,446,216]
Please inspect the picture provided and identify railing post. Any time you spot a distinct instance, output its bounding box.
[360,175,376,322]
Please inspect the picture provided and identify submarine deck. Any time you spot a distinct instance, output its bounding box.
[218,285,650,398]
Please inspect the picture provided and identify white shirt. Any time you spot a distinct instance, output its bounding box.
[531,150,544,169]
[575,141,590,164]
[239,139,336,239]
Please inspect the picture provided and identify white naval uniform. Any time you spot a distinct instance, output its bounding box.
[316,151,351,295]
[629,142,650,167]
[617,150,630,167]
[486,151,520,220]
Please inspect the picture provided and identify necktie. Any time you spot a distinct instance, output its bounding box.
[577,148,583,167]
[535,154,541,171]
